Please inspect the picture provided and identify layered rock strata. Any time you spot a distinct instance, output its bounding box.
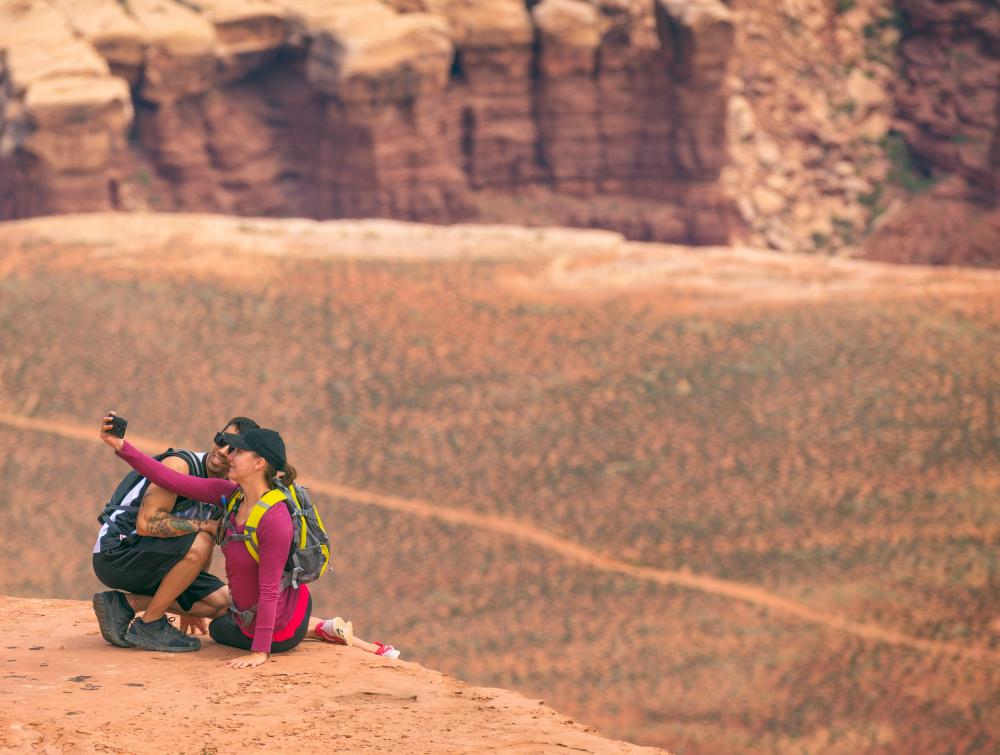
[722,0,1000,265]
[0,0,133,217]
[894,0,1000,197]
[0,0,734,243]
[859,0,1000,266]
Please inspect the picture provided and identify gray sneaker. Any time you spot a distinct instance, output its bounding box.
[126,616,201,652]
[93,591,135,648]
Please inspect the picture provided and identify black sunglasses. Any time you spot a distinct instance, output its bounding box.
[214,432,232,448]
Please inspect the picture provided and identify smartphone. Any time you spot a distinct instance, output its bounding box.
[108,415,128,438]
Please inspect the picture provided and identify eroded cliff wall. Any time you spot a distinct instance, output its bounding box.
[860,0,1000,266]
[0,0,735,244]
[895,0,999,197]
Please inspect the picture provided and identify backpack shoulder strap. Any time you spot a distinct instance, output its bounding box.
[98,448,187,524]
[163,449,206,478]
[215,488,244,547]
[259,488,289,507]
[238,489,288,563]
[224,488,244,514]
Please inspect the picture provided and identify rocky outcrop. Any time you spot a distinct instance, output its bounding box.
[721,0,903,255]
[0,596,666,754]
[0,0,734,243]
[893,0,1000,197]
[438,0,540,189]
[0,0,133,217]
[857,0,1000,266]
[721,0,999,265]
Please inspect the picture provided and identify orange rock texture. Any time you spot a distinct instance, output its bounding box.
[859,0,1000,266]
[720,0,1000,264]
[3,0,1000,262]
[0,596,665,753]
[0,0,735,243]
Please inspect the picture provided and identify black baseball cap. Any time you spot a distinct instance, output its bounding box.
[220,428,286,471]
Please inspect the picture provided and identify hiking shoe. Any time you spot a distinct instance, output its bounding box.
[315,617,353,646]
[374,642,400,660]
[334,617,353,647]
[93,591,135,648]
[126,616,201,652]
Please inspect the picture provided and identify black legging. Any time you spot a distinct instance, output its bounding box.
[209,593,312,653]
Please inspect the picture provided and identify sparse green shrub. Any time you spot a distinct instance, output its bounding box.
[832,215,856,244]
[882,132,936,193]
[858,183,887,229]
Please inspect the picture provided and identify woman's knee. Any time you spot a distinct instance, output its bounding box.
[209,614,252,650]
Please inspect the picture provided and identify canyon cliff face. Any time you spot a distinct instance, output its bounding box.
[3,0,999,262]
[860,0,1000,266]
[0,0,735,244]
[894,0,999,197]
[720,0,1000,266]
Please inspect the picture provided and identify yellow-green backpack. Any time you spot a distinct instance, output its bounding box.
[219,482,332,589]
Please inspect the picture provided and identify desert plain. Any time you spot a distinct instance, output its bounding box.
[0,212,997,753]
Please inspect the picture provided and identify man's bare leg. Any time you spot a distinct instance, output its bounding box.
[132,532,215,623]
[126,584,228,619]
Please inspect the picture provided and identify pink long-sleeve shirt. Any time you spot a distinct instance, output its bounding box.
[117,441,306,653]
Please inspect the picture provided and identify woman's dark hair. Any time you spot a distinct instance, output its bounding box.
[265,462,297,489]
[224,416,259,434]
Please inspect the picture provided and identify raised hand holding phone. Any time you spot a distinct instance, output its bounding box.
[100,412,127,452]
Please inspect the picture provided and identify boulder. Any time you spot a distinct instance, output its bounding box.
[187,0,289,83]
[50,0,147,86]
[423,0,533,47]
[845,68,885,120]
[0,0,109,95]
[126,0,218,103]
[23,74,133,172]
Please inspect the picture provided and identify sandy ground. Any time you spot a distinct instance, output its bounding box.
[0,596,664,754]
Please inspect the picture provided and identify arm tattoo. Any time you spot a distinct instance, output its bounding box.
[145,511,202,538]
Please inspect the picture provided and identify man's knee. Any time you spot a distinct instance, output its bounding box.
[191,586,229,619]
[184,531,214,565]
[204,586,229,615]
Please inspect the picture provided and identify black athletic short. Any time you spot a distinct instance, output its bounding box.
[209,593,312,654]
[92,532,225,612]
